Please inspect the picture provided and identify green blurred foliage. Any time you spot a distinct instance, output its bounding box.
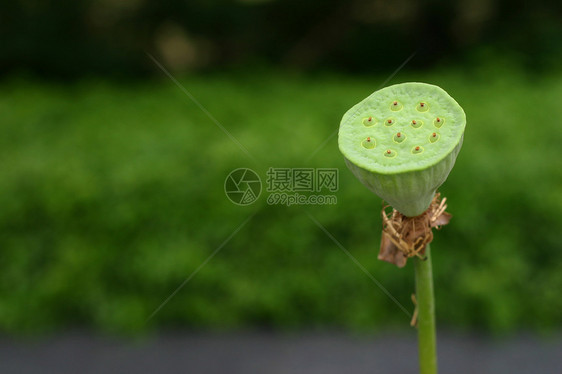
[0,63,561,335]
[1,0,562,77]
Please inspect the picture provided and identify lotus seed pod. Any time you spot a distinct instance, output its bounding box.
[338,82,465,217]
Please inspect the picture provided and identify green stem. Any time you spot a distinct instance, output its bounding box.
[414,244,437,374]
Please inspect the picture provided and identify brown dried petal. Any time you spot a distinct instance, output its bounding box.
[378,233,407,268]
[379,193,451,267]
[432,211,452,228]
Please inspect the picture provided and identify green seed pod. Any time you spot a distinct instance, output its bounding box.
[338,82,465,217]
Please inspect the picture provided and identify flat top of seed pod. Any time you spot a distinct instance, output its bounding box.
[338,82,466,174]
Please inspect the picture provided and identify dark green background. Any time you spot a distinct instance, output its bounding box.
[0,0,561,334]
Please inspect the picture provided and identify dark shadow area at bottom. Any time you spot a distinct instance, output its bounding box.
[1,331,560,374]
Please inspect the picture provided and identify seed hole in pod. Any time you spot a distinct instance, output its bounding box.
[361,136,376,149]
[410,119,423,129]
[362,116,376,127]
[416,102,429,112]
[384,149,397,158]
[393,132,406,143]
[433,117,445,128]
[429,132,440,143]
[411,145,424,154]
[390,100,403,111]
[385,118,396,126]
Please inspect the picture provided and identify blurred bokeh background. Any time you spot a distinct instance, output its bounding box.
[1,0,562,370]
